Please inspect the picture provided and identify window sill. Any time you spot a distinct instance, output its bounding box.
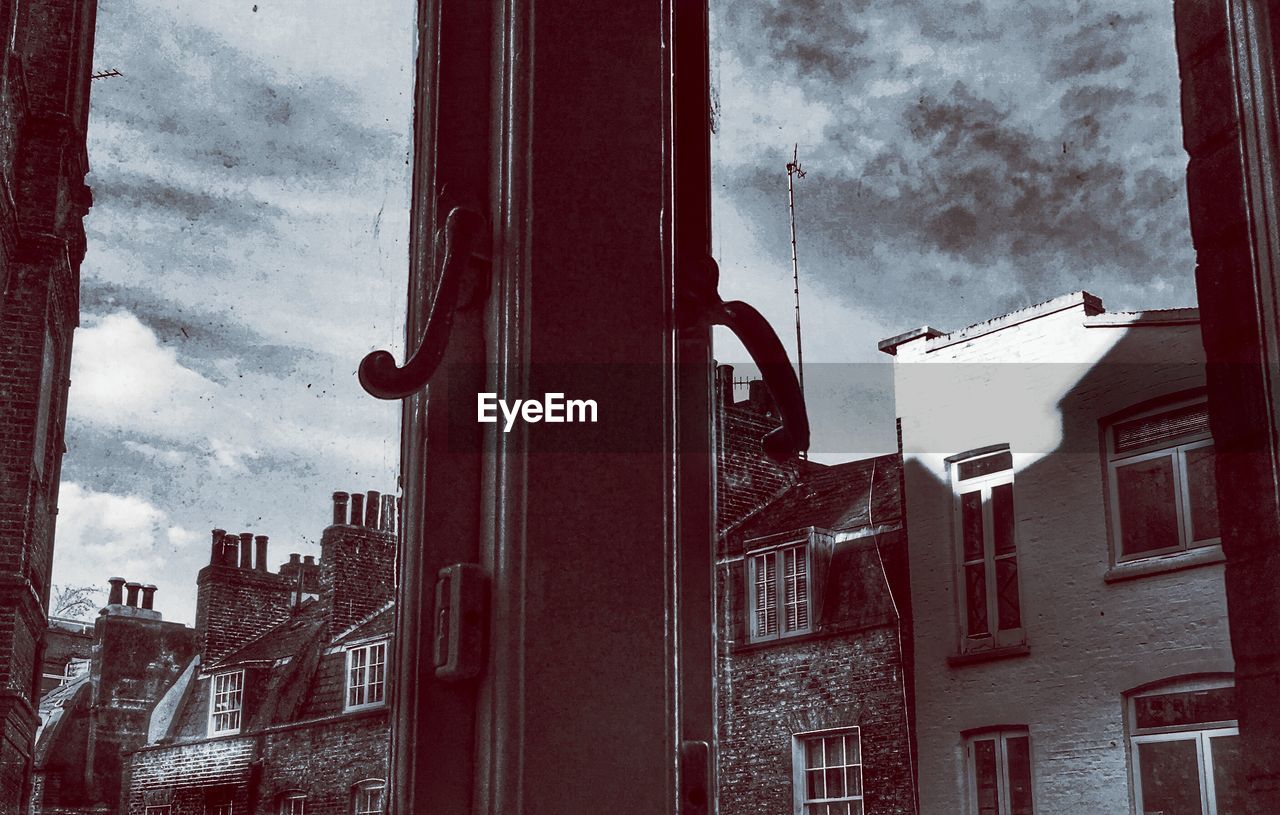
[1104,545,1225,584]
[947,643,1030,668]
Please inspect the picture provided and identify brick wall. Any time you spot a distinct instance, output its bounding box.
[0,1,97,809]
[320,493,396,638]
[890,297,1232,813]
[195,558,294,668]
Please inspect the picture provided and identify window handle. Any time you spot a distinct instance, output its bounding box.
[359,206,486,400]
[681,254,811,461]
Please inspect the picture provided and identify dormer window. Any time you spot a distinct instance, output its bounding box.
[746,541,811,643]
[209,670,244,735]
[345,640,388,711]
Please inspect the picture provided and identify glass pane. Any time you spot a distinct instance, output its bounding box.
[1211,734,1244,815]
[1137,738,1202,815]
[996,558,1021,630]
[962,491,984,561]
[1185,445,1221,542]
[1116,456,1180,556]
[846,765,862,796]
[844,732,861,765]
[825,735,843,766]
[973,738,1000,815]
[1006,736,1034,815]
[992,483,1015,555]
[807,769,824,800]
[807,738,824,768]
[958,451,1012,480]
[966,564,989,638]
[1135,687,1236,731]
[826,767,844,798]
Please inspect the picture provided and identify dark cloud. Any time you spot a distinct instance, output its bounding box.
[92,169,284,225]
[715,0,1196,331]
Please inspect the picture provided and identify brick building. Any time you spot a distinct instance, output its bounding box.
[41,616,94,695]
[32,581,197,814]
[0,1,98,809]
[123,490,395,815]
[881,292,1237,815]
[715,369,916,815]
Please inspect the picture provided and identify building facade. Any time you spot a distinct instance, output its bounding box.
[123,490,395,815]
[0,1,97,809]
[715,370,916,815]
[881,292,1236,815]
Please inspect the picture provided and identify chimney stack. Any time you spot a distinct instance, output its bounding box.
[255,535,269,572]
[379,497,394,533]
[333,491,349,525]
[238,532,253,569]
[140,584,156,610]
[365,491,380,529]
[320,486,398,636]
[107,577,125,606]
[124,582,141,608]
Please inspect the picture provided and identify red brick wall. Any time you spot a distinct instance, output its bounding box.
[318,526,395,639]
[195,566,294,667]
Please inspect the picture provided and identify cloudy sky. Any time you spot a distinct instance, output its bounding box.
[53,0,1195,623]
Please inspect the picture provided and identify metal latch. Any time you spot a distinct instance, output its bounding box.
[433,563,488,681]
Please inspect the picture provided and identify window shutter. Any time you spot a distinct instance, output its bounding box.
[728,560,745,645]
[1114,402,1210,454]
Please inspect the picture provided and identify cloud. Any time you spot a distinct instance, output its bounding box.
[711,0,1196,334]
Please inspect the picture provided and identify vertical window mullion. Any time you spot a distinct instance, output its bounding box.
[1198,732,1215,815]
[983,486,999,640]
[1176,445,1194,554]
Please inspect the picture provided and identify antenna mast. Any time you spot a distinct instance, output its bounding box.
[786,143,806,400]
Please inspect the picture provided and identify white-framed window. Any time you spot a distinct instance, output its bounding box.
[145,807,172,815]
[1107,399,1219,562]
[209,670,244,735]
[746,542,811,643]
[207,804,233,815]
[279,793,306,815]
[345,640,388,711]
[1130,678,1241,815]
[950,449,1023,651]
[966,729,1034,815]
[792,728,863,815]
[352,779,386,815]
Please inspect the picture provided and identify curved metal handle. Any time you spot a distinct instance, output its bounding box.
[359,207,485,400]
[682,254,810,461]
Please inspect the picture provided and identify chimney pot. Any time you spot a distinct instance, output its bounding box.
[254,535,269,572]
[238,533,253,569]
[365,491,381,528]
[379,495,394,533]
[350,493,365,527]
[124,582,141,607]
[107,577,125,606]
[219,533,239,567]
[333,491,350,526]
[288,552,301,564]
[303,555,315,567]
[210,529,226,565]
[718,364,735,406]
[140,584,157,610]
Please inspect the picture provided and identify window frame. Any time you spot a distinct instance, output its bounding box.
[344,639,389,712]
[1129,677,1239,815]
[1105,398,1219,564]
[351,779,386,815]
[144,807,172,815]
[791,726,864,815]
[964,728,1035,815]
[278,792,306,815]
[208,669,245,736]
[745,536,813,644]
[949,448,1024,653]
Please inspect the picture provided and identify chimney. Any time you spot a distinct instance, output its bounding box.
[333,491,349,525]
[195,526,295,667]
[379,496,394,533]
[321,487,397,636]
[140,584,156,610]
[124,582,141,607]
[238,532,253,569]
[255,536,269,572]
[107,577,125,606]
[210,529,226,564]
[718,364,735,406]
[350,493,365,528]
